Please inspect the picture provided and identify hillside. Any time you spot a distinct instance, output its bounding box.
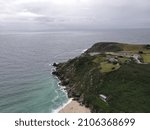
[52,42,150,112]
[85,42,149,53]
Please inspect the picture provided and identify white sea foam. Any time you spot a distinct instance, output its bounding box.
[81,49,87,53]
[52,98,73,113]
[50,64,72,113]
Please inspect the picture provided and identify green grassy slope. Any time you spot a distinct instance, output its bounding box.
[97,63,150,112]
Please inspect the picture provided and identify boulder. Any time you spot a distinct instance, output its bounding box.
[53,62,58,67]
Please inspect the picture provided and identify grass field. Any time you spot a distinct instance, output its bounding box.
[100,62,120,73]
[143,50,150,53]
[142,54,150,63]
[93,55,106,63]
[120,44,144,52]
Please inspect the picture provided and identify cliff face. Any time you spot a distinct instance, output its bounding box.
[52,42,150,112]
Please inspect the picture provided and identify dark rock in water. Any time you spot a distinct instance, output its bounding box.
[53,62,58,67]
[52,71,59,76]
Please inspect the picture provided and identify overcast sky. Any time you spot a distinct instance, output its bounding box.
[0,0,150,31]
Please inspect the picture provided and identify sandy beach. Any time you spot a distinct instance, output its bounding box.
[59,100,91,113]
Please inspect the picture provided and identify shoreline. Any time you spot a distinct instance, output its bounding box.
[52,98,73,113]
[51,61,91,113]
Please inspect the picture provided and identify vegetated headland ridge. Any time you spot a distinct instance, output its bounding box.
[52,42,150,113]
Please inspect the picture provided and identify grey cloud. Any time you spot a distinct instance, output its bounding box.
[0,0,150,31]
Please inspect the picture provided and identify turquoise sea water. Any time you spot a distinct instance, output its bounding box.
[0,29,150,112]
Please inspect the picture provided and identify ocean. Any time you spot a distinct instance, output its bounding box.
[0,29,150,112]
